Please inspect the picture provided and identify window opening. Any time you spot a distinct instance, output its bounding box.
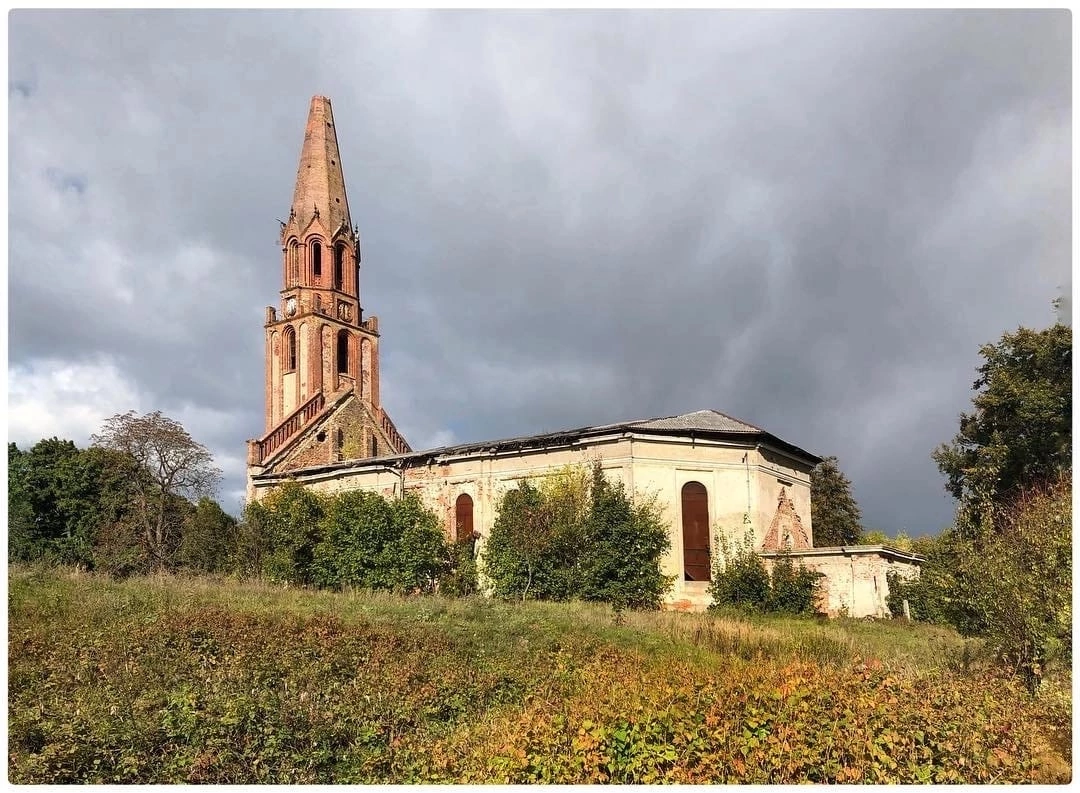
[333,244,345,289]
[455,493,475,544]
[337,330,349,374]
[283,326,297,372]
[681,481,711,581]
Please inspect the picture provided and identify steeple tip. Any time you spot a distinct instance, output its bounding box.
[286,95,352,241]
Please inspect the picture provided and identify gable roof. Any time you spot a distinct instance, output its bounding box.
[253,408,820,481]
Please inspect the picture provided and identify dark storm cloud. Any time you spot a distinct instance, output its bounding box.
[8,10,1069,528]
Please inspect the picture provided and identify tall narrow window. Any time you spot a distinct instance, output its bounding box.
[333,243,345,290]
[370,436,378,457]
[681,481,710,581]
[288,239,299,284]
[337,329,349,374]
[283,326,297,372]
[455,493,474,543]
[312,241,322,280]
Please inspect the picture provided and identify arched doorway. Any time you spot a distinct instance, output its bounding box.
[681,481,711,581]
[455,493,474,544]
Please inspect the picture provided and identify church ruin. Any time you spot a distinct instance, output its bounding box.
[246,96,920,616]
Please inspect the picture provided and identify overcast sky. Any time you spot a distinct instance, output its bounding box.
[8,10,1071,533]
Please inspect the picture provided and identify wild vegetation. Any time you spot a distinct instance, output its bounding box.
[808,456,863,546]
[7,317,1072,781]
[8,567,1071,784]
[897,319,1072,691]
[8,412,232,575]
[708,524,821,615]
[483,464,672,609]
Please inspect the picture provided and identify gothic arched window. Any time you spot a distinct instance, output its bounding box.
[336,329,349,374]
[333,243,346,290]
[312,241,322,280]
[681,481,711,581]
[283,326,297,372]
[288,239,299,284]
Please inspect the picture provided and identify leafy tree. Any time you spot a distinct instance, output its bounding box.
[577,466,672,610]
[810,456,862,546]
[92,411,222,572]
[178,497,239,574]
[483,464,672,608]
[932,322,1071,535]
[242,481,325,584]
[8,443,36,562]
[378,494,450,593]
[484,481,556,601]
[7,438,117,566]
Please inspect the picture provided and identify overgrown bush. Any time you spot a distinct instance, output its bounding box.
[483,464,672,609]
[767,555,823,615]
[707,526,770,612]
[440,538,480,597]
[884,531,968,627]
[959,473,1071,691]
[888,474,1071,692]
[241,482,326,585]
[709,523,821,616]
[243,485,452,594]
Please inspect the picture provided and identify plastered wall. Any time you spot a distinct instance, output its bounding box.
[250,433,816,610]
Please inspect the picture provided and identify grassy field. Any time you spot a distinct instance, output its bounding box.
[8,565,1071,783]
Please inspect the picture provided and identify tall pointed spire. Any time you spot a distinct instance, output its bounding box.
[288,95,352,237]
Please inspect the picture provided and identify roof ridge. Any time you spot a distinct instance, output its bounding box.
[704,408,764,432]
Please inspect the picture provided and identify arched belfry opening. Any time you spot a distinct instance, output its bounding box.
[312,241,322,280]
[336,330,349,374]
[282,326,297,372]
[333,243,345,290]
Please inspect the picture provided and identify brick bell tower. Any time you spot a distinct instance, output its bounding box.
[247,96,410,482]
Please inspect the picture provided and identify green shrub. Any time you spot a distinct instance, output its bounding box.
[483,464,672,608]
[707,526,769,613]
[310,490,449,593]
[577,466,672,610]
[709,523,821,616]
[242,486,450,594]
[440,539,480,597]
[241,482,325,584]
[767,554,823,615]
[957,473,1071,691]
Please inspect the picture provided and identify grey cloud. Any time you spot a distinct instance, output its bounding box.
[9,10,1069,529]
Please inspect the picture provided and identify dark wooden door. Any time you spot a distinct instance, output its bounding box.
[681,482,711,581]
[455,494,474,543]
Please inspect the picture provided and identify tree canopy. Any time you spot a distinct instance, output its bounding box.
[809,456,862,546]
[92,410,222,571]
[932,322,1071,534]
